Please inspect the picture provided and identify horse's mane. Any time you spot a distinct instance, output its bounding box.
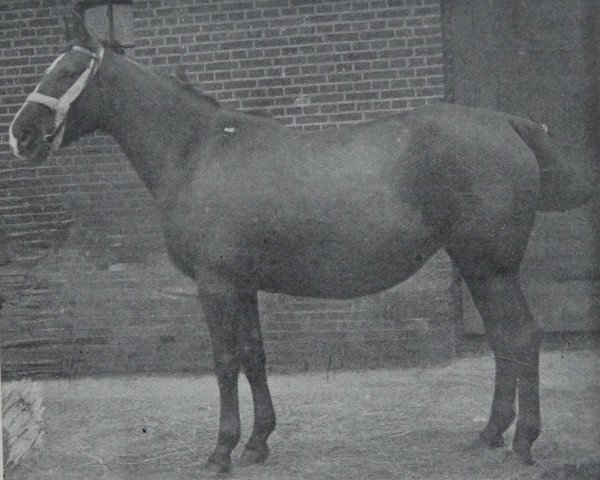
[61,40,273,117]
[58,40,219,106]
[101,39,126,55]
[165,75,221,108]
[166,75,272,119]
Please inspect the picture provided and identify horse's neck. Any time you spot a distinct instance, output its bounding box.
[98,53,217,196]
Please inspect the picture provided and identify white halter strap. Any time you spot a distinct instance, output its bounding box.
[9,45,104,156]
[25,92,61,110]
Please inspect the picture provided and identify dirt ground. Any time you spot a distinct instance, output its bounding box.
[4,350,599,480]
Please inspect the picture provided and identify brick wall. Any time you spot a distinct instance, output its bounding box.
[133,0,445,125]
[0,0,457,380]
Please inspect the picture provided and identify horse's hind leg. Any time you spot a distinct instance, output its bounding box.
[238,291,276,466]
[459,268,541,464]
[446,220,541,465]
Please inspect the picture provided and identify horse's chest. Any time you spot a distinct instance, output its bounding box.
[161,202,242,276]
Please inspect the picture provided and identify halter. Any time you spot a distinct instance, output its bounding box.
[9,45,104,155]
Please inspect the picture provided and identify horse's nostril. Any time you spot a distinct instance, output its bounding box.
[18,129,30,140]
[17,129,36,147]
[18,132,29,145]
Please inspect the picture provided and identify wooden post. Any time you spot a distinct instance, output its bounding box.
[2,380,44,472]
[1,361,4,480]
[1,242,44,472]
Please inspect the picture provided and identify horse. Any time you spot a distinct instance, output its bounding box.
[8,13,592,473]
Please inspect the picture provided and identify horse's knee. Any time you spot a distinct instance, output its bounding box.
[242,344,266,372]
[214,350,240,373]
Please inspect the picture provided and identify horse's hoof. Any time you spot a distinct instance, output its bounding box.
[503,447,535,466]
[479,429,506,449]
[512,437,535,465]
[465,436,502,456]
[204,456,232,475]
[239,445,270,466]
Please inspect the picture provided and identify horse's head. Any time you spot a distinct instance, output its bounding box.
[9,13,105,164]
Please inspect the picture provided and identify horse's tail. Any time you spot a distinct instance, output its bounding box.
[508,117,594,212]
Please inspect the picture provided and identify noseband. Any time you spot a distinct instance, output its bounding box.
[10,45,104,154]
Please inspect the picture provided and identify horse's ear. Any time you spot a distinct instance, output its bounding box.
[63,12,100,49]
[63,14,74,42]
[71,11,90,43]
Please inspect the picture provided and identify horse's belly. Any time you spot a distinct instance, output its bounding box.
[260,257,432,299]
[256,210,440,299]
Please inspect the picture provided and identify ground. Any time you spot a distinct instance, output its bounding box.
[4,350,599,480]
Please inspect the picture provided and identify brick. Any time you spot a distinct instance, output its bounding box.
[220,2,253,12]
[205,60,239,71]
[258,77,292,87]
[293,74,327,85]
[0,57,29,67]
[340,12,376,22]
[328,72,361,82]
[241,98,275,108]
[359,30,395,41]
[363,70,397,80]
[221,39,254,50]
[294,113,328,124]
[342,51,377,61]
[406,17,424,27]
[288,35,324,45]
[408,77,426,86]
[381,88,416,98]
[416,86,444,96]
[325,32,360,42]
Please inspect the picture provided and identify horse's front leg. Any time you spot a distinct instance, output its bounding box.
[238,291,276,466]
[199,287,244,473]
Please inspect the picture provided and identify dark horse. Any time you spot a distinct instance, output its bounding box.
[9,14,592,473]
